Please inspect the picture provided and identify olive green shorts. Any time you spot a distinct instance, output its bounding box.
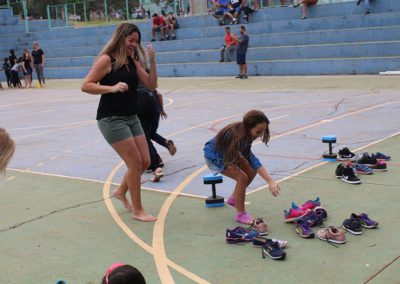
[97,115,144,145]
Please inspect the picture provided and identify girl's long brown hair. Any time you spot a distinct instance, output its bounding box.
[215,110,270,167]
[98,23,148,71]
[0,128,15,173]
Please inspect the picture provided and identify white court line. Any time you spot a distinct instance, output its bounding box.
[164,97,174,108]
[6,168,207,199]
[8,120,96,131]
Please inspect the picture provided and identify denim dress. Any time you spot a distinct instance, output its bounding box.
[203,137,262,174]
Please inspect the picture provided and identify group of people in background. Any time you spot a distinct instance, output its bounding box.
[151,12,180,41]
[210,0,373,22]
[1,42,45,90]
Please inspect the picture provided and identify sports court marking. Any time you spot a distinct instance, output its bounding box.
[103,97,399,282]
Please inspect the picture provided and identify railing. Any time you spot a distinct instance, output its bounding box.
[0,0,362,32]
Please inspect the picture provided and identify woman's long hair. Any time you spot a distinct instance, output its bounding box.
[98,23,148,71]
[0,128,15,173]
[215,110,270,167]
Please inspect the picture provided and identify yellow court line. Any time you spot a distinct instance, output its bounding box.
[102,95,399,283]
[152,166,210,284]
[102,161,154,254]
[102,162,211,283]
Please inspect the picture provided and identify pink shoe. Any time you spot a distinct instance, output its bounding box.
[227,196,236,207]
[301,197,321,211]
[284,208,309,223]
[236,212,253,225]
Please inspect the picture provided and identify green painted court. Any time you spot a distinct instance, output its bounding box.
[0,76,399,283]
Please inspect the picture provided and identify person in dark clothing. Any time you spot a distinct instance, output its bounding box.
[137,85,177,182]
[10,57,23,88]
[8,49,16,68]
[31,42,45,86]
[22,49,33,88]
[3,58,11,87]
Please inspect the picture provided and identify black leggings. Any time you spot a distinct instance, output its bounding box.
[139,113,169,171]
[11,70,21,87]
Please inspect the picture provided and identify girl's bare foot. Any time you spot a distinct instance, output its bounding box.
[112,190,133,211]
[133,210,157,222]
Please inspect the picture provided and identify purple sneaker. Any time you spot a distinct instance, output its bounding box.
[301,211,324,227]
[295,219,314,238]
[352,213,379,229]
[226,226,258,244]
[371,152,391,161]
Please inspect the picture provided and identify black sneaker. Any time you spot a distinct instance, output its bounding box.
[262,239,286,260]
[151,38,156,42]
[341,166,361,184]
[355,153,377,165]
[338,147,355,160]
[369,161,387,172]
[343,216,363,235]
[335,164,345,178]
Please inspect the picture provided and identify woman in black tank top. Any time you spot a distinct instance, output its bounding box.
[81,23,158,222]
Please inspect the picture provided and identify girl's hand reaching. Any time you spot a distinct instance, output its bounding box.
[268,181,281,197]
[112,82,129,93]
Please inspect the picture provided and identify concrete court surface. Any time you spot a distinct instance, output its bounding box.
[0,75,399,283]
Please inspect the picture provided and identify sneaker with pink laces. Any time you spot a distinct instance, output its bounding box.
[248,217,268,236]
[236,212,253,224]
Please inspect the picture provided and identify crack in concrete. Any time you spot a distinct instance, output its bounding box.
[0,197,109,234]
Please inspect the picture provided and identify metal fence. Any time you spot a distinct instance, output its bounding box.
[0,0,358,32]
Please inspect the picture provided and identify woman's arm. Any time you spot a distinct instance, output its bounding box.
[134,44,158,90]
[81,54,128,95]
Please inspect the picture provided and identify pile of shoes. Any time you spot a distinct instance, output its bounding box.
[226,218,288,260]
[318,213,378,246]
[284,197,379,246]
[336,148,390,184]
[284,197,327,238]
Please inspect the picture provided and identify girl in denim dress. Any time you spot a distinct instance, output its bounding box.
[203,110,281,224]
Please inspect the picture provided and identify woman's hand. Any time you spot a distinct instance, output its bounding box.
[147,44,156,62]
[112,82,129,93]
[268,180,281,197]
[160,110,168,119]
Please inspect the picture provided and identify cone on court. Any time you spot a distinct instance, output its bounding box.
[36,82,41,88]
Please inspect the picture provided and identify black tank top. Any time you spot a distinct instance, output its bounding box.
[96,56,139,120]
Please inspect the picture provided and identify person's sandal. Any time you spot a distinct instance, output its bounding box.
[167,140,177,156]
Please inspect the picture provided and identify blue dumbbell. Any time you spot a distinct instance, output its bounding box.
[203,174,224,207]
[322,135,337,162]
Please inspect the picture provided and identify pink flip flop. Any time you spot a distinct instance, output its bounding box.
[227,196,236,207]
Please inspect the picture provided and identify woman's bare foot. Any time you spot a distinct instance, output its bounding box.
[112,190,133,211]
[133,210,157,222]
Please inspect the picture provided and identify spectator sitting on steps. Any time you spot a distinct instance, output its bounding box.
[357,0,372,15]
[226,0,241,24]
[293,0,318,19]
[212,0,230,25]
[219,26,237,63]
[151,13,166,42]
[165,12,179,40]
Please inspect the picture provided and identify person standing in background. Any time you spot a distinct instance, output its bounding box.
[232,25,249,78]
[32,42,45,87]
